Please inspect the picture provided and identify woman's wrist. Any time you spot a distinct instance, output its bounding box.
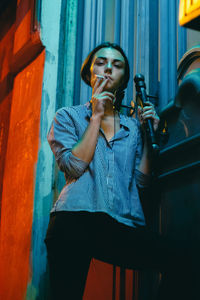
[90,114,102,125]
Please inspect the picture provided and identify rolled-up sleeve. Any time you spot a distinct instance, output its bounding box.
[135,169,151,188]
[135,121,151,188]
[47,108,89,179]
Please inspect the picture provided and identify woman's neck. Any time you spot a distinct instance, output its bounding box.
[103,100,115,117]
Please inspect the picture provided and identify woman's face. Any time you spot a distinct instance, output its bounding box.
[90,47,126,93]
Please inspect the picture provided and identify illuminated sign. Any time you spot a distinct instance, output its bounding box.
[179,0,200,30]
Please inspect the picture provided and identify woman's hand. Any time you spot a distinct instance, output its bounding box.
[137,102,160,174]
[138,102,160,131]
[91,75,115,119]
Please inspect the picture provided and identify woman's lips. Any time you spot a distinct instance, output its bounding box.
[105,75,112,80]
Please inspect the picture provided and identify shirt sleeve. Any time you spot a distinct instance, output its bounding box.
[135,121,151,188]
[47,108,89,179]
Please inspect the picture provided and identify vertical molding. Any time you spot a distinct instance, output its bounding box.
[104,0,115,42]
[177,0,187,63]
[159,0,177,108]
[73,0,85,106]
[114,0,121,44]
[135,0,150,88]
[55,0,68,110]
[120,0,134,106]
[79,0,97,104]
[81,0,97,56]
[96,0,105,45]
[63,0,78,107]
[149,1,159,100]
[140,0,150,87]
[134,0,158,103]
[159,0,169,108]
[168,0,177,101]
[80,0,107,104]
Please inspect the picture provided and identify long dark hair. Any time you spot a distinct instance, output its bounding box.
[80,42,130,110]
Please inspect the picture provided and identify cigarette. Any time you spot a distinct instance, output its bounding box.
[96,75,105,79]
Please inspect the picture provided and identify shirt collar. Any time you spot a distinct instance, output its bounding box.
[85,102,130,130]
[119,114,130,131]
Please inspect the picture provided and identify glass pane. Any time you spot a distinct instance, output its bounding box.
[187,28,200,50]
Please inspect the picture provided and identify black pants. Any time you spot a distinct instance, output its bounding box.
[44,211,200,300]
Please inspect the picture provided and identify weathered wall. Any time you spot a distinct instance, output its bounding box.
[0,0,16,215]
[0,51,45,300]
[25,0,62,299]
[0,1,45,299]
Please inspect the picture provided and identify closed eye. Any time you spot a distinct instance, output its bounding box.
[114,64,123,68]
[95,61,105,66]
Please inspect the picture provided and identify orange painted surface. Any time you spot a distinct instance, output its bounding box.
[83,259,134,299]
[0,93,12,215]
[83,259,114,299]
[14,10,32,54]
[125,269,133,300]
[0,0,16,212]
[0,50,45,300]
[115,266,121,300]
[0,25,15,82]
[14,0,31,54]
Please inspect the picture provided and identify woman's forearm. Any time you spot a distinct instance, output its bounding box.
[72,115,101,163]
[137,140,151,175]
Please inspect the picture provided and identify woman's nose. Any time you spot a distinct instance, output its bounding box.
[105,62,112,72]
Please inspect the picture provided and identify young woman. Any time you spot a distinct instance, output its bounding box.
[45,42,194,300]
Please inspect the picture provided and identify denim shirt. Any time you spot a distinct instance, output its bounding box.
[47,103,150,228]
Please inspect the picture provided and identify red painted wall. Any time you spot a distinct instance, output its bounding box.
[0,0,16,216]
[84,260,135,300]
[0,1,45,299]
[0,51,45,300]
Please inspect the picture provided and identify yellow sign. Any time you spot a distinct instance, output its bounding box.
[179,0,200,28]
